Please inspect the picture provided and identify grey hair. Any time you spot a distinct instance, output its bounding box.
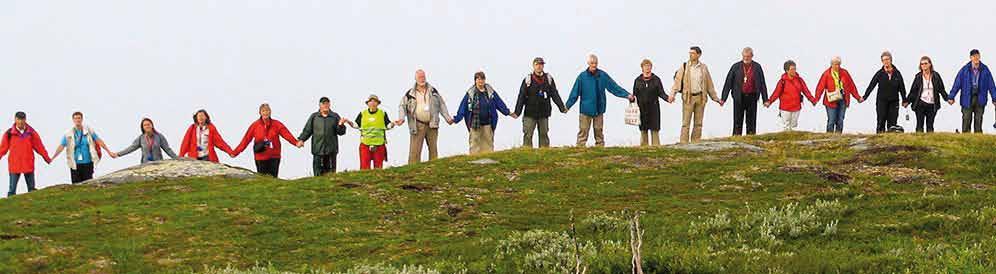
[881,51,893,60]
[743,47,754,55]
[587,53,599,63]
[831,56,842,65]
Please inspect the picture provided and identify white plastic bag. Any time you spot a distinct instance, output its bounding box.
[624,102,641,126]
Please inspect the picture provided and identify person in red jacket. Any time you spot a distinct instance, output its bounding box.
[0,112,52,197]
[231,104,302,177]
[179,109,234,162]
[765,60,816,131]
[813,56,864,133]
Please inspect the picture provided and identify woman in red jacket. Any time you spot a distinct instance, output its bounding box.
[179,109,234,162]
[765,60,816,131]
[813,56,864,133]
[0,112,52,196]
[231,104,301,177]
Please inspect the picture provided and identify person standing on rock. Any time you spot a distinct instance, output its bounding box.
[814,56,863,133]
[180,109,235,163]
[513,57,567,148]
[453,71,516,155]
[632,58,670,146]
[299,97,348,176]
[720,47,769,136]
[51,112,118,184]
[347,95,394,170]
[116,118,178,164]
[0,112,52,196]
[947,49,995,133]
[907,56,946,133]
[764,60,816,132]
[863,51,909,133]
[232,104,302,177]
[565,53,636,147]
[669,46,723,143]
[395,69,454,164]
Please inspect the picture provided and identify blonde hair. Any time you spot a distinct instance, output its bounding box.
[640,59,653,67]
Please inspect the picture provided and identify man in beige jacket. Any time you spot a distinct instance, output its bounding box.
[669,46,722,143]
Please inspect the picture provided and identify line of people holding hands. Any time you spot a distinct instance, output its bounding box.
[2,47,994,197]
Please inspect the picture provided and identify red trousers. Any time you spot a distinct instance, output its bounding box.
[359,144,387,170]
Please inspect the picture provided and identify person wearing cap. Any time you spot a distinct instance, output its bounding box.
[51,111,118,184]
[348,95,395,170]
[231,104,302,177]
[180,109,235,162]
[947,49,996,133]
[669,46,722,143]
[565,53,636,147]
[0,112,52,196]
[863,51,909,133]
[632,58,670,146]
[720,47,768,136]
[115,118,179,164]
[454,71,516,154]
[813,56,863,133]
[395,69,454,164]
[299,97,348,176]
[514,57,566,148]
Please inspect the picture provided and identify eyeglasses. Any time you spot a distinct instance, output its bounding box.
[920,63,930,65]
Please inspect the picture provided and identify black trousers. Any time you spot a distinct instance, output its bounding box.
[732,93,759,136]
[313,154,337,176]
[875,99,900,133]
[255,158,281,177]
[914,100,938,133]
[70,162,94,184]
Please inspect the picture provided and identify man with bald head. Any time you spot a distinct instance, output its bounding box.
[397,69,453,164]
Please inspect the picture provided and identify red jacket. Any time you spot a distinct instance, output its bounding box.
[767,73,816,112]
[179,123,233,162]
[0,124,51,173]
[814,68,863,109]
[232,118,298,161]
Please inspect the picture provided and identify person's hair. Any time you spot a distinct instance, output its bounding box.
[319,97,330,104]
[971,49,981,56]
[140,118,156,134]
[14,112,25,120]
[587,53,598,63]
[259,103,271,119]
[474,71,486,80]
[831,56,842,65]
[742,47,753,55]
[881,51,893,60]
[640,59,653,67]
[72,111,83,119]
[783,60,796,72]
[920,56,934,72]
[192,109,212,125]
[690,46,702,54]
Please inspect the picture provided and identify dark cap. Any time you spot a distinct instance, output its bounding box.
[533,57,545,65]
[971,49,981,56]
[366,94,381,104]
[319,97,330,104]
[14,112,25,120]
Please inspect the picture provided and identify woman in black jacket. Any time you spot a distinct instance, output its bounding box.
[633,59,670,146]
[906,56,946,133]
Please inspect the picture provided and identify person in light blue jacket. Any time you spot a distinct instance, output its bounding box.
[565,54,635,147]
[946,49,996,133]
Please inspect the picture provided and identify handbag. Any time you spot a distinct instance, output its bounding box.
[624,102,641,126]
[826,89,843,102]
[253,140,271,153]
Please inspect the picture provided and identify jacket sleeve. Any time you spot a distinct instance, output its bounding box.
[117,136,142,157]
[988,71,996,101]
[565,74,581,110]
[758,64,769,102]
[907,74,922,104]
[160,135,178,159]
[514,79,527,116]
[549,77,567,112]
[948,69,963,100]
[335,114,347,136]
[767,79,784,105]
[232,123,255,156]
[297,114,314,141]
[935,73,947,103]
[495,93,511,116]
[800,78,816,103]
[0,132,9,160]
[814,73,827,102]
[32,132,51,163]
[452,94,469,124]
[655,78,668,101]
[721,63,737,102]
[863,71,880,99]
[898,72,908,102]
[436,92,453,121]
[671,65,684,93]
[211,128,234,155]
[278,123,298,144]
[703,65,720,101]
[179,126,193,158]
[398,93,409,122]
[845,73,862,101]
[604,73,631,98]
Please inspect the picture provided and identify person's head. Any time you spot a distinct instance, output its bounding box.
[920,56,933,73]
[783,60,797,77]
[415,69,427,86]
[366,95,381,110]
[831,56,842,71]
[319,97,331,113]
[474,71,486,88]
[259,103,271,120]
[586,54,599,71]
[192,109,211,125]
[689,46,703,62]
[971,49,981,65]
[742,47,754,64]
[881,51,893,69]
[14,112,26,128]
[532,57,545,74]
[140,118,155,135]
[640,59,653,74]
[72,112,84,128]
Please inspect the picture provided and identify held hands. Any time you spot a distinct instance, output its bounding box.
[109,152,119,159]
[394,119,405,126]
[948,99,956,105]
[446,118,455,125]
[295,140,305,148]
[627,94,636,102]
[719,100,726,107]
[509,113,519,119]
[763,102,771,108]
[902,101,910,108]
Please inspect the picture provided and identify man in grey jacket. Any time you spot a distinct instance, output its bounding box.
[395,69,454,164]
[299,97,348,176]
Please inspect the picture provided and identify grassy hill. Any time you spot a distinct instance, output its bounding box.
[1,132,995,274]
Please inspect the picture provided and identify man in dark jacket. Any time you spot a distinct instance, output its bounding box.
[863,51,909,133]
[514,57,566,148]
[720,47,769,136]
[298,97,348,176]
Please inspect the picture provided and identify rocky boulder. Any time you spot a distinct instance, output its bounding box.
[84,159,258,185]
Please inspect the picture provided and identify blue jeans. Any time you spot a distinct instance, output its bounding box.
[826,104,847,133]
[8,173,36,197]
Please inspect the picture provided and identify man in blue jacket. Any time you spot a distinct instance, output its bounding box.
[565,54,636,147]
[947,49,996,133]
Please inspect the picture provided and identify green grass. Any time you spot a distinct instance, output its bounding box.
[1,132,995,273]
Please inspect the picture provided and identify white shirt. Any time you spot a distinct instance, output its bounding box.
[920,74,935,104]
[688,62,705,94]
[197,125,210,158]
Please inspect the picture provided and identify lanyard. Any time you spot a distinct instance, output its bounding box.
[743,64,752,84]
[146,134,155,153]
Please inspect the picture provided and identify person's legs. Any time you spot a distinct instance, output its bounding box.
[875,99,888,133]
[23,173,35,192]
[426,127,439,160]
[312,155,323,176]
[255,160,266,174]
[835,104,848,133]
[522,117,537,148]
[577,114,592,147]
[914,106,927,133]
[825,106,837,133]
[537,118,550,148]
[973,103,985,133]
[359,144,372,170]
[270,159,280,177]
[886,100,900,129]
[650,130,660,146]
[593,115,605,147]
[372,145,387,169]
[679,99,694,143]
[640,130,649,147]
[483,125,495,153]
[408,123,427,164]
[78,163,94,183]
[732,97,746,136]
[469,128,482,155]
[961,106,974,133]
[8,173,20,196]
[691,99,706,142]
[328,154,337,174]
[924,106,937,133]
[745,94,759,135]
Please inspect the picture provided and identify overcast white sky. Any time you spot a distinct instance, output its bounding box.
[1,0,993,194]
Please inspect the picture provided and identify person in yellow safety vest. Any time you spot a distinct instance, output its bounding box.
[347,95,396,170]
